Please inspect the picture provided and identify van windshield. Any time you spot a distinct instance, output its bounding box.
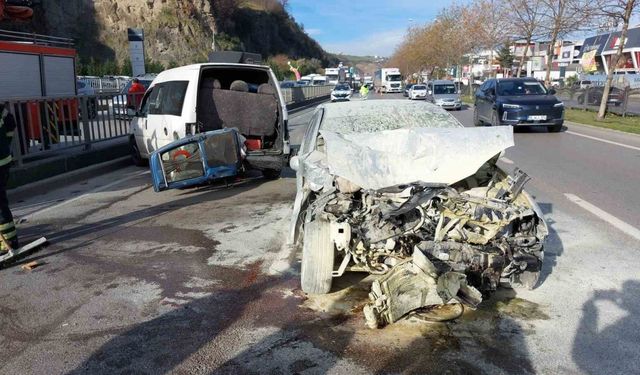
[433,84,456,94]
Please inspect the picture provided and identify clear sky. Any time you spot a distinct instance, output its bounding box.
[288,0,464,57]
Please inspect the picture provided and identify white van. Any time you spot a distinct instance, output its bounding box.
[129,56,290,178]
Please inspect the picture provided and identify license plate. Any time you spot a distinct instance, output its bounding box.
[528,115,547,121]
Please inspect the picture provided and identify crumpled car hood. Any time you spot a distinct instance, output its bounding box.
[320,127,514,190]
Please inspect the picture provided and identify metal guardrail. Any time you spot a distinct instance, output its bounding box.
[79,78,128,94]
[281,85,333,104]
[2,92,140,166]
[2,85,331,167]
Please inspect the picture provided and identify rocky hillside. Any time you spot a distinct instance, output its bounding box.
[0,0,335,67]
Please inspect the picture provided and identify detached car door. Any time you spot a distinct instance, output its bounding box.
[149,128,243,192]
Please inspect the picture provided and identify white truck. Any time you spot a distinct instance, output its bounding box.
[374,68,402,93]
[324,68,340,85]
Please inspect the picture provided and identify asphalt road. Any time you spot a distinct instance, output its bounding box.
[1,93,639,374]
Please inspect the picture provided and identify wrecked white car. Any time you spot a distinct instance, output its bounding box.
[289,100,548,328]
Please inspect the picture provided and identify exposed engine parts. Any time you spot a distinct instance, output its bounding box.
[305,169,547,328]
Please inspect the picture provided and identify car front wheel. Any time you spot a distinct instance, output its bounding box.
[301,220,334,294]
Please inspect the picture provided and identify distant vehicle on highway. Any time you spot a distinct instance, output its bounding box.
[577,86,624,106]
[129,52,289,180]
[374,68,402,93]
[76,80,97,119]
[330,83,352,102]
[573,79,592,89]
[111,77,153,119]
[408,84,427,100]
[403,83,414,97]
[551,78,565,88]
[312,75,328,86]
[427,80,462,110]
[325,68,340,85]
[280,80,297,89]
[474,77,564,132]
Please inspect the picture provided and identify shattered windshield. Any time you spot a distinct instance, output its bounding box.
[320,101,463,134]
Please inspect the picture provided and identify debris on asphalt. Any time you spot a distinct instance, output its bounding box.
[21,261,41,271]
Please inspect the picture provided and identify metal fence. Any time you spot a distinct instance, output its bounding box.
[555,85,640,117]
[2,92,140,166]
[281,85,334,104]
[2,84,332,166]
[78,78,128,94]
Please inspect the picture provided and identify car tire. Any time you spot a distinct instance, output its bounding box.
[262,168,281,180]
[473,107,482,126]
[547,124,562,132]
[301,220,334,294]
[129,136,147,167]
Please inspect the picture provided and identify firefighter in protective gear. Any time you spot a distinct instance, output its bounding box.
[0,104,17,252]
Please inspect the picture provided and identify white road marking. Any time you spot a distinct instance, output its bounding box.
[500,157,515,164]
[566,131,640,152]
[564,193,640,241]
[20,170,150,221]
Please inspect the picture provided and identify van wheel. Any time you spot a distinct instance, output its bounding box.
[129,136,147,167]
[301,220,334,294]
[262,168,281,180]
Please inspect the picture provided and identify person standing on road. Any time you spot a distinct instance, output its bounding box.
[127,78,146,110]
[0,104,18,251]
[360,84,369,100]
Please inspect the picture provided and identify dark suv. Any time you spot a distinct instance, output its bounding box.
[474,78,564,132]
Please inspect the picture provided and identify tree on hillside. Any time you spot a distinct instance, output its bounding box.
[496,42,515,75]
[506,0,545,77]
[595,0,638,119]
[539,0,600,85]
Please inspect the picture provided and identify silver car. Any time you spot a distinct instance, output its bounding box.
[289,100,547,328]
[428,80,462,110]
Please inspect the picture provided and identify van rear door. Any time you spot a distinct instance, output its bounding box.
[149,128,243,192]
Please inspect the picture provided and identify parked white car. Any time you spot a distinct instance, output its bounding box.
[128,55,290,179]
[408,84,428,100]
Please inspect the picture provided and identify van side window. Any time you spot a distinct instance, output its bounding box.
[148,81,189,116]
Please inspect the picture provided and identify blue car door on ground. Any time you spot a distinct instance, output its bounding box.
[149,128,243,192]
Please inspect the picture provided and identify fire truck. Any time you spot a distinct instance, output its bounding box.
[0,29,79,145]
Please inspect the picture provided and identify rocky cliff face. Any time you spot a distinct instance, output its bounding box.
[1,0,332,66]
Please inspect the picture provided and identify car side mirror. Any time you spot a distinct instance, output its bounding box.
[548,88,556,95]
[289,155,300,171]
